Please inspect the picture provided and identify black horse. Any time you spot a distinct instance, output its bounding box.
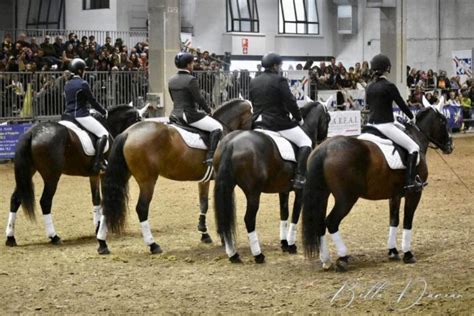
[302,106,453,271]
[213,101,331,263]
[5,105,142,246]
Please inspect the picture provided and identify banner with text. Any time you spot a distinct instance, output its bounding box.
[0,123,33,160]
[451,50,472,84]
[328,110,361,137]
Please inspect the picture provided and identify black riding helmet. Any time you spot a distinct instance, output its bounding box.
[175,52,194,69]
[261,53,283,69]
[69,58,86,76]
[370,54,391,74]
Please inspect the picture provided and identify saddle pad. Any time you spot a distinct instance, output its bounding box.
[254,129,296,162]
[169,125,208,150]
[357,133,419,170]
[58,120,109,156]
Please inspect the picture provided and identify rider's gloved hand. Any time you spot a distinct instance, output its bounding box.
[104,110,108,120]
[298,119,304,126]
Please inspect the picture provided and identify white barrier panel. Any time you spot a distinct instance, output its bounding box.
[328,110,361,137]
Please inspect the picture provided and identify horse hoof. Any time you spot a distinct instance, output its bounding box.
[254,253,265,264]
[5,236,17,247]
[50,235,62,245]
[403,251,416,264]
[229,253,242,264]
[322,261,333,270]
[150,242,163,254]
[281,240,289,252]
[335,256,349,272]
[388,248,401,261]
[287,244,297,254]
[200,233,213,244]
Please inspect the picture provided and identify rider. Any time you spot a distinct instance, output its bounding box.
[365,53,423,192]
[168,52,223,167]
[249,52,312,190]
[64,58,109,174]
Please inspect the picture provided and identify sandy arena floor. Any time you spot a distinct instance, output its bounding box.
[0,137,473,314]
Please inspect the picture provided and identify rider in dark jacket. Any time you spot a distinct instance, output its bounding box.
[366,54,423,192]
[168,52,223,167]
[64,58,108,173]
[249,53,311,190]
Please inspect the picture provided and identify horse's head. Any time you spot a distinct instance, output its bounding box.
[300,98,331,146]
[104,105,142,137]
[414,106,453,154]
[212,99,253,132]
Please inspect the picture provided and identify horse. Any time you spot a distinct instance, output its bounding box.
[302,105,453,271]
[5,105,142,247]
[213,100,331,263]
[98,99,253,254]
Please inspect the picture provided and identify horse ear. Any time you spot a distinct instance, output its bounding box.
[422,94,431,108]
[138,103,150,117]
[324,95,333,111]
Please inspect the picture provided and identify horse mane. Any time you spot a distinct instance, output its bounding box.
[300,101,322,118]
[214,99,248,116]
[107,104,136,114]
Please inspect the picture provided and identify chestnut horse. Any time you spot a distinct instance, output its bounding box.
[213,101,331,263]
[302,106,453,271]
[5,105,142,246]
[98,99,253,254]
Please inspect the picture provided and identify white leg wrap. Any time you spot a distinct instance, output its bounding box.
[248,231,262,256]
[5,212,17,237]
[387,226,398,249]
[93,205,102,227]
[96,215,108,240]
[330,231,348,257]
[319,235,331,264]
[402,229,412,253]
[43,214,56,238]
[223,234,237,257]
[287,223,297,246]
[279,220,288,241]
[140,220,155,246]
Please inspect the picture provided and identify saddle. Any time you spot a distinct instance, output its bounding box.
[358,124,419,170]
[58,113,109,156]
[254,129,297,162]
[168,115,211,149]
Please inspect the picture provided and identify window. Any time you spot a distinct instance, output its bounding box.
[226,0,260,33]
[83,0,110,10]
[279,0,320,35]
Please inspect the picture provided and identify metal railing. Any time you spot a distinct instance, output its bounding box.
[0,71,148,121]
[1,29,148,50]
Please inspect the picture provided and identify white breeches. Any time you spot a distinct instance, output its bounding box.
[372,122,419,153]
[278,126,312,148]
[184,114,223,132]
[76,116,109,138]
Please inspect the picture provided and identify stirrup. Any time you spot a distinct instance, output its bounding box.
[203,158,213,167]
[404,176,425,193]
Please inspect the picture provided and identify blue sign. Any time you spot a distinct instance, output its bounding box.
[0,123,33,160]
[393,105,463,130]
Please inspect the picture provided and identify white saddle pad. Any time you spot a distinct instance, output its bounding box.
[169,125,208,150]
[357,133,419,170]
[254,129,296,162]
[58,121,109,156]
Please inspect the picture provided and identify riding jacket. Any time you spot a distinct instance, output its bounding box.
[249,70,302,131]
[365,76,413,124]
[169,70,212,124]
[64,75,107,118]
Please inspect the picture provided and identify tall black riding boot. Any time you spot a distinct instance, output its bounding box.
[204,130,223,167]
[92,135,108,174]
[293,146,312,190]
[404,152,423,193]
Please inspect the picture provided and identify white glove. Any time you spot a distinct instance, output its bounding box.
[298,119,304,126]
[104,110,108,119]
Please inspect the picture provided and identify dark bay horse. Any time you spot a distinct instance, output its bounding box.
[5,105,142,246]
[302,106,453,271]
[213,101,331,263]
[98,99,253,254]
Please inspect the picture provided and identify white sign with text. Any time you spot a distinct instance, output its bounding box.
[328,110,361,137]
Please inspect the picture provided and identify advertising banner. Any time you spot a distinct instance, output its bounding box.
[287,71,310,107]
[451,50,472,84]
[328,110,361,137]
[0,123,33,160]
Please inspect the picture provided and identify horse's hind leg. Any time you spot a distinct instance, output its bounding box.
[387,196,402,260]
[89,176,102,234]
[5,190,21,246]
[136,179,162,254]
[40,178,62,244]
[197,182,212,243]
[286,190,304,254]
[402,193,422,264]
[244,192,265,264]
[326,195,358,272]
[279,192,290,252]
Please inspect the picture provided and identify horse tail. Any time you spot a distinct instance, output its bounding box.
[102,133,130,234]
[14,131,36,220]
[214,145,237,244]
[302,147,328,259]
